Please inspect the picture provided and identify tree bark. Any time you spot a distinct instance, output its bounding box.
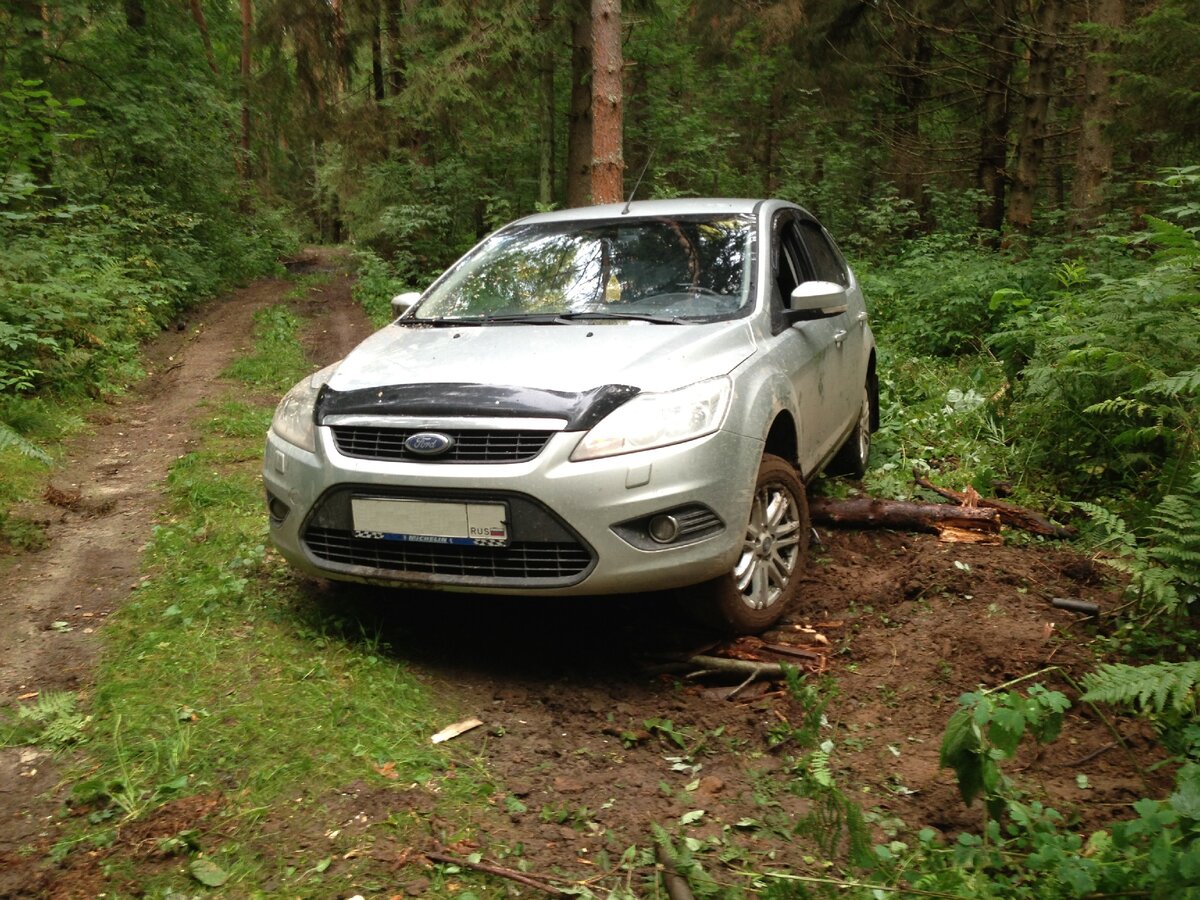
[371,6,385,103]
[1070,0,1123,229]
[124,0,146,31]
[239,0,253,178]
[1006,0,1062,233]
[188,0,220,77]
[808,497,1002,533]
[590,0,623,204]
[566,0,593,207]
[886,5,933,223]
[913,476,1076,538]
[16,0,51,188]
[385,0,404,97]
[538,0,556,207]
[330,0,350,95]
[977,0,1016,241]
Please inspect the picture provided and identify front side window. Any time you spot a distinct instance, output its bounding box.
[413,215,757,323]
[798,220,849,286]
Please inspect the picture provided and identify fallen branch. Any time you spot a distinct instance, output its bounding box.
[654,837,697,900]
[654,655,791,680]
[425,850,569,897]
[914,474,1076,538]
[809,497,1001,533]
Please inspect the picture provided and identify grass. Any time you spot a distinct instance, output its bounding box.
[1,287,505,896]
[0,396,90,554]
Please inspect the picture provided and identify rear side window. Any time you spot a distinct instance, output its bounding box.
[798,220,848,286]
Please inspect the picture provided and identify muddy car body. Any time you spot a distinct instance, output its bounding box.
[264,198,877,631]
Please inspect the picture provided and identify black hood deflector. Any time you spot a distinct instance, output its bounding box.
[315,382,641,431]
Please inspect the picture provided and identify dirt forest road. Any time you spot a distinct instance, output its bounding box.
[0,254,1163,896]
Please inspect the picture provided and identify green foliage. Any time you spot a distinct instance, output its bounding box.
[1082,661,1200,716]
[1077,463,1200,623]
[351,248,413,328]
[939,684,1070,815]
[1,691,90,749]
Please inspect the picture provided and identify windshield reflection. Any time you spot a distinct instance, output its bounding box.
[413,215,756,322]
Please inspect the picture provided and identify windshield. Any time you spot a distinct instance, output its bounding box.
[411,214,756,323]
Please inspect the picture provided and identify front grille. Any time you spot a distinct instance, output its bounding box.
[304,528,592,580]
[330,427,553,463]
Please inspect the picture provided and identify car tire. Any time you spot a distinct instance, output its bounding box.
[828,382,874,479]
[691,453,810,634]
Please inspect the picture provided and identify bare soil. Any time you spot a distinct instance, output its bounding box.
[0,255,1164,897]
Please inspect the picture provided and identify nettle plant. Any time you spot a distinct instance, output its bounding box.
[883,679,1200,898]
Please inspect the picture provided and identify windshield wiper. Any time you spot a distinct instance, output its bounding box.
[407,311,690,326]
[552,310,689,325]
[405,316,487,327]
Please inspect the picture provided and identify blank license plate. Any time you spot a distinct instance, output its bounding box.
[351,498,509,546]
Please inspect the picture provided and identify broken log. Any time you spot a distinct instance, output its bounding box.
[914,475,1076,539]
[808,497,1001,533]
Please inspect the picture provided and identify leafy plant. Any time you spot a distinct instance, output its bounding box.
[939,682,1070,820]
[1,691,90,749]
[1082,661,1200,715]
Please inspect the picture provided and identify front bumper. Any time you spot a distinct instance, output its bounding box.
[263,423,764,595]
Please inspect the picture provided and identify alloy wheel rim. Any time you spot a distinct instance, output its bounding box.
[733,483,802,610]
[857,387,871,463]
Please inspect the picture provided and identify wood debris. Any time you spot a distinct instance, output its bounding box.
[430,717,484,744]
[914,473,1076,538]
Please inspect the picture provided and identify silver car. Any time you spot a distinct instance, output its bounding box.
[264,199,877,632]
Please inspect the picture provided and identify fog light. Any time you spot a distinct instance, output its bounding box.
[268,494,291,523]
[648,514,680,544]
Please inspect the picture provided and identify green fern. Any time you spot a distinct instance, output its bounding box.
[1081,661,1200,715]
[0,422,50,462]
[1077,466,1200,617]
[9,691,90,748]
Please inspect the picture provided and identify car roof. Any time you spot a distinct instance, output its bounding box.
[512,198,777,226]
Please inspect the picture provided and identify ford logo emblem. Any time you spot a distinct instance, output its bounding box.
[404,432,455,456]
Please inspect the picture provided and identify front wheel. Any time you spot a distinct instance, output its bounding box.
[692,454,810,634]
[828,382,874,479]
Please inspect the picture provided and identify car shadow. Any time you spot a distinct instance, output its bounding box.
[299,579,716,683]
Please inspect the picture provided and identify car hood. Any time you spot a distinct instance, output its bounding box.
[327,321,757,395]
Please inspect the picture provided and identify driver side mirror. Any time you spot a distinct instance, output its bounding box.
[391,291,422,319]
[784,281,848,324]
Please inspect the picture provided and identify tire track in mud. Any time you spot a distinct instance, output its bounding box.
[0,255,360,868]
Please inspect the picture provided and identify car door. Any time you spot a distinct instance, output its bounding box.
[795,218,864,445]
[766,210,844,472]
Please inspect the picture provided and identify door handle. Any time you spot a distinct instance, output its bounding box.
[856,311,868,329]
[834,330,847,347]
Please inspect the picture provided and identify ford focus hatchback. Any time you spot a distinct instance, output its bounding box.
[264,199,877,632]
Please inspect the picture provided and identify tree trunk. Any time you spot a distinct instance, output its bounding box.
[385,0,404,97]
[886,7,933,223]
[1006,0,1062,233]
[566,0,593,207]
[330,0,350,94]
[240,0,253,178]
[977,0,1016,242]
[188,0,220,77]
[590,0,623,204]
[371,8,385,103]
[124,0,146,31]
[538,0,556,207]
[1070,0,1123,229]
[17,0,51,189]
[808,497,1002,533]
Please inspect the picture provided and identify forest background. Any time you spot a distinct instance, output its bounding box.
[1,0,1198,893]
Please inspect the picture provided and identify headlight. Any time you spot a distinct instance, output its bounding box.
[270,363,338,452]
[570,377,732,461]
